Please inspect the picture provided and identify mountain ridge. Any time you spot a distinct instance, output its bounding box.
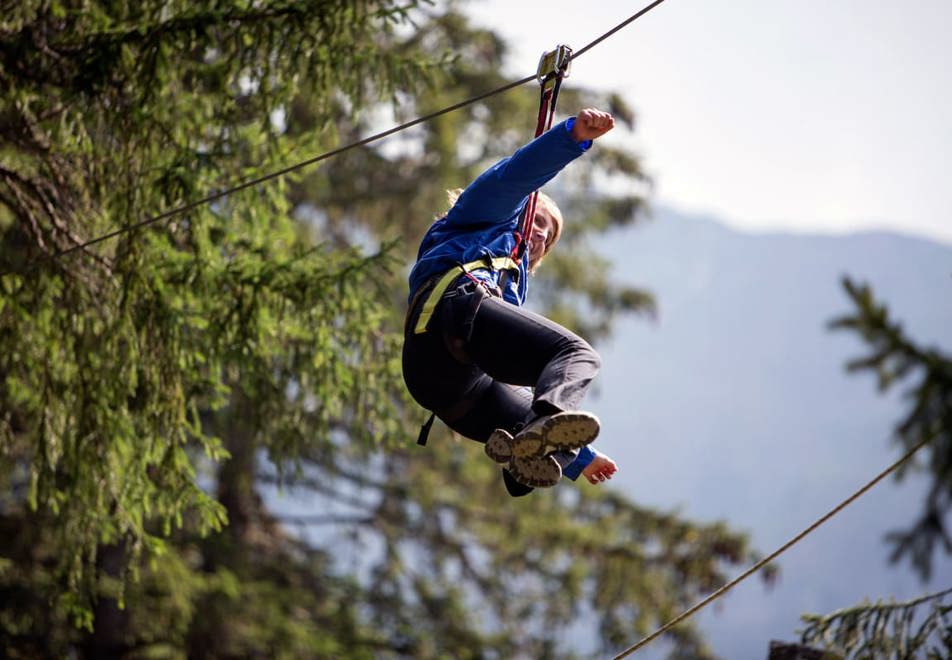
[588,205,952,657]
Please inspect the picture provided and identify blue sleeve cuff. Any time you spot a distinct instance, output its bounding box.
[562,445,597,481]
[564,117,593,151]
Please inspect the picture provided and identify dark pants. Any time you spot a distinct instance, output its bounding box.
[402,277,601,454]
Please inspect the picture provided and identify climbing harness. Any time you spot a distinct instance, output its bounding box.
[411,256,519,335]
[409,256,518,448]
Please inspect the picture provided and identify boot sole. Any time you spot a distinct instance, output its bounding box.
[513,412,600,458]
[485,412,601,463]
[509,454,562,488]
[485,429,515,464]
[484,412,601,488]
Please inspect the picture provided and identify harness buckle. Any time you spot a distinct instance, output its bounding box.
[536,44,573,90]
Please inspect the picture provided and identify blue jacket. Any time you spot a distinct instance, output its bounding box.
[408,117,597,479]
[408,118,591,306]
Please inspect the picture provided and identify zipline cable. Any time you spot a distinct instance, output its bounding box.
[613,432,936,659]
[8,0,669,273]
[50,75,535,260]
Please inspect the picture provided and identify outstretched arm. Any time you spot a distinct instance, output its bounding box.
[447,108,615,227]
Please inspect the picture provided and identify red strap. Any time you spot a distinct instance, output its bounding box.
[511,70,567,262]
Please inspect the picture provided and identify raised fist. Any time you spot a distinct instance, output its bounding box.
[571,108,615,142]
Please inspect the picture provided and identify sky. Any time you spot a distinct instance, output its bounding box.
[468,0,952,246]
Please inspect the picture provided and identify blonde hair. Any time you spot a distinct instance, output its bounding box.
[443,188,564,272]
[530,192,563,272]
[444,188,464,211]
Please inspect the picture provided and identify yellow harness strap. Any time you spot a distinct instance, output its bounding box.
[413,256,519,335]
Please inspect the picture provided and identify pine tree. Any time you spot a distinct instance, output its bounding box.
[785,277,952,658]
[829,277,952,578]
[1,0,434,641]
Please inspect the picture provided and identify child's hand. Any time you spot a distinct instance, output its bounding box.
[571,108,615,143]
[582,451,618,484]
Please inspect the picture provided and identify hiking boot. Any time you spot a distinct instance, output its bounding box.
[484,411,600,488]
[485,411,601,463]
[509,452,563,488]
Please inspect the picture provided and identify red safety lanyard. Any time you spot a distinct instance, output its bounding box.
[511,45,573,262]
[417,47,573,449]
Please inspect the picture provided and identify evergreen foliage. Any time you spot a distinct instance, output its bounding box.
[799,588,952,659]
[2,2,769,656]
[830,277,952,579]
[1,0,433,637]
[785,277,952,658]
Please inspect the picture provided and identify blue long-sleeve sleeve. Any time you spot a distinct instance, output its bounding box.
[562,445,597,481]
[408,118,591,306]
[446,118,591,228]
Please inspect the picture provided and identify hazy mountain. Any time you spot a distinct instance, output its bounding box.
[587,207,952,658]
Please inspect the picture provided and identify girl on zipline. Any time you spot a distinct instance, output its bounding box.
[402,108,618,497]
